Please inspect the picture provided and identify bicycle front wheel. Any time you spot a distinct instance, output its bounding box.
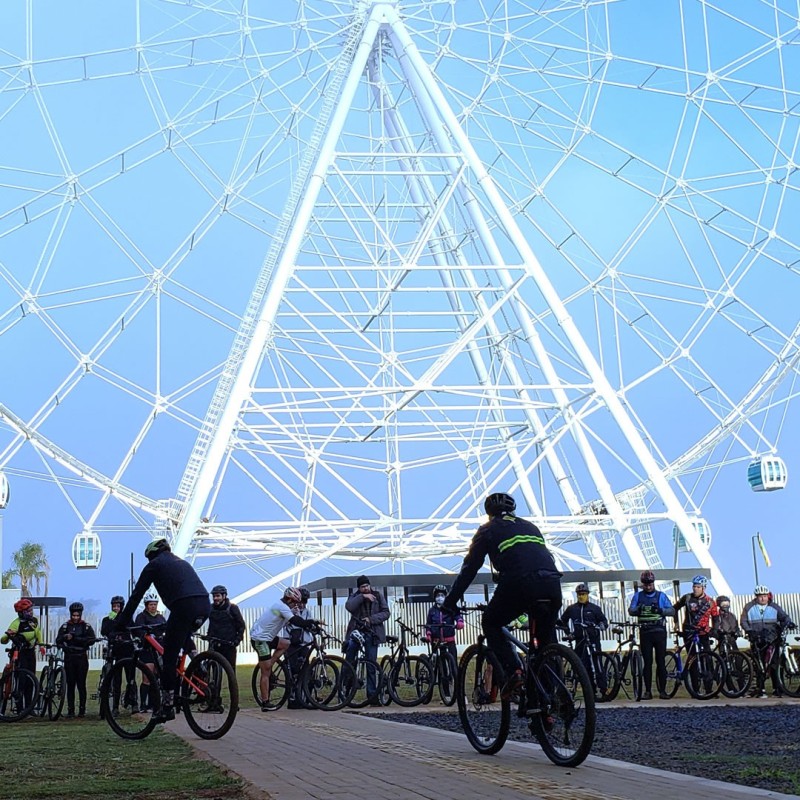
[181,651,239,740]
[663,653,681,699]
[529,643,596,768]
[47,666,66,721]
[251,661,289,710]
[683,651,724,700]
[0,668,39,722]
[100,659,160,740]
[777,649,800,697]
[35,666,49,717]
[438,651,458,706]
[346,658,383,708]
[302,656,353,711]
[719,651,753,699]
[387,655,432,707]
[456,644,509,755]
[594,653,619,703]
[630,650,644,701]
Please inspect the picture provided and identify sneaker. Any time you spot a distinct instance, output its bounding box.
[501,669,524,701]
[65,710,75,719]
[641,691,653,700]
[658,692,669,700]
[261,701,271,712]
[152,704,175,724]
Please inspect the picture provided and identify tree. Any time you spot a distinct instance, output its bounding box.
[1,570,16,589]
[7,541,50,597]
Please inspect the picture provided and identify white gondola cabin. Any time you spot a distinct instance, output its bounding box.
[748,456,788,492]
[672,519,711,554]
[72,530,101,569]
[0,472,9,509]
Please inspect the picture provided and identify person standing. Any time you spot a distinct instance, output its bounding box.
[101,595,137,715]
[424,584,463,666]
[1,598,45,708]
[207,585,246,668]
[628,571,675,700]
[560,583,609,698]
[56,602,97,718]
[673,575,718,652]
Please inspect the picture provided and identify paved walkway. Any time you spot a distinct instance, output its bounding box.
[171,706,798,800]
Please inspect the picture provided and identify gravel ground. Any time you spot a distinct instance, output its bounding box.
[366,704,800,795]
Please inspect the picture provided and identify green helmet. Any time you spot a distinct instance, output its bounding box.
[144,538,170,560]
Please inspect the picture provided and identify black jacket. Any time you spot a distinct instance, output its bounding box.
[448,514,561,605]
[207,599,246,646]
[560,601,608,640]
[56,620,96,656]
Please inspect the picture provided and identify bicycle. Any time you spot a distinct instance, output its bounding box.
[559,621,618,703]
[251,624,353,711]
[457,603,596,768]
[99,624,238,740]
[714,631,754,699]
[36,644,67,721]
[343,628,388,708]
[0,639,40,722]
[746,626,800,698]
[418,625,458,706]
[662,628,725,699]
[604,622,644,701]
[378,618,432,707]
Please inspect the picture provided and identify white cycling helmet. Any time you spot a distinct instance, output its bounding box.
[754,585,770,596]
[143,590,160,604]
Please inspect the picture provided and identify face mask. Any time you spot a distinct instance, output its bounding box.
[434,595,446,606]
[720,604,730,611]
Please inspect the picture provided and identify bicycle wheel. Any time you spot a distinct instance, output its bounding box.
[181,651,239,740]
[0,668,39,722]
[719,651,753,699]
[378,656,393,706]
[528,643,596,768]
[35,666,49,717]
[595,653,619,703]
[346,658,383,708]
[663,653,681,699]
[100,659,160,740]
[777,649,800,697]
[387,655,432,707]
[438,651,458,706]
[456,644,509,755]
[603,653,622,701]
[47,666,66,721]
[683,651,724,699]
[630,650,644,701]
[251,661,289,710]
[302,655,352,711]
[97,662,112,719]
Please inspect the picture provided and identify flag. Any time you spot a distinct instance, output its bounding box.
[757,532,771,568]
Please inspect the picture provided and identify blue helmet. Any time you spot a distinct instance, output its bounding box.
[692,575,708,588]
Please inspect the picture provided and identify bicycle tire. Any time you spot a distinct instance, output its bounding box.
[603,653,623,701]
[100,659,160,740]
[438,651,458,706]
[777,649,800,697]
[346,657,383,708]
[48,666,66,721]
[528,643,596,768]
[97,662,112,719]
[36,666,49,717]
[300,655,349,711]
[683,651,724,699]
[181,651,239,740]
[630,650,644,701]
[456,644,509,755]
[0,668,39,722]
[719,651,753,699]
[387,655,431,707]
[378,656,393,705]
[595,652,619,703]
[251,660,289,710]
[663,652,681,698]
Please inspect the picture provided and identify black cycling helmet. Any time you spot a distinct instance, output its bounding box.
[69,602,84,614]
[432,584,448,598]
[210,585,228,596]
[640,570,655,584]
[575,583,589,594]
[484,492,516,516]
[110,595,125,606]
[299,587,310,602]
[144,537,171,560]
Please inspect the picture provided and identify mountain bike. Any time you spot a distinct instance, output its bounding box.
[100,624,238,740]
[560,621,618,702]
[252,625,353,711]
[714,631,753,698]
[746,625,800,697]
[343,628,388,708]
[662,629,725,699]
[36,644,67,721]
[604,622,643,701]
[418,625,458,706]
[380,617,432,707]
[457,603,596,768]
[0,640,40,722]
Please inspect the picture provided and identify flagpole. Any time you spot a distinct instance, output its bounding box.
[751,534,759,585]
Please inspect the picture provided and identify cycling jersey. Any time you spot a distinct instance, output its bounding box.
[628,589,674,628]
[740,600,792,638]
[251,600,312,642]
[56,619,97,656]
[560,601,608,639]
[674,592,718,635]
[1,615,44,648]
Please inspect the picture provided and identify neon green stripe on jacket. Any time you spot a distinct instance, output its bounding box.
[497,533,545,552]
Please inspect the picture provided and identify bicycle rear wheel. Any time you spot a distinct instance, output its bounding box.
[0,668,39,721]
[777,650,800,697]
[346,657,383,708]
[630,651,644,701]
[594,653,619,703]
[35,666,49,717]
[251,661,289,710]
[100,659,160,740]
[528,643,596,768]
[181,651,239,740]
[387,655,432,707]
[456,644,509,755]
[683,651,724,699]
[438,651,458,706]
[719,651,753,698]
[603,653,622,701]
[47,666,66,721]
[663,653,681,698]
[302,656,353,711]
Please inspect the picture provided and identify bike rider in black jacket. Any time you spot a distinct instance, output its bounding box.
[56,602,97,717]
[115,538,210,723]
[207,585,246,668]
[559,584,609,696]
[444,492,562,698]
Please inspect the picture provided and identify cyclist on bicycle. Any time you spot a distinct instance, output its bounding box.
[207,585,246,668]
[444,492,562,699]
[101,595,137,715]
[424,584,464,666]
[56,602,97,718]
[114,538,211,723]
[628,570,674,700]
[740,585,795,697]
[2,598,45,707]
[674,575,718,654]
[559,584,609,697]
[280,587,324,708]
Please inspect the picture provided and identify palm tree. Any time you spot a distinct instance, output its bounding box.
[7,541,50,597]
[1,570,16,589]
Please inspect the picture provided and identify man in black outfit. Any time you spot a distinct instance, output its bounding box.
[115,538,210,723]
[444,492,562,697]
[207,585,246,668]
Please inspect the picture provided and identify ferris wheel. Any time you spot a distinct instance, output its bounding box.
[0,0,798,600]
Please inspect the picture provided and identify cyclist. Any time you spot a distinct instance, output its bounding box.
[2,598,46,707]
[207,585,246,668]
[559,583,609,698]
[56,602,97,718]
[101,595,137,715]
[130,590,167,713]
[424,584,464,667]
[673,575,718,657]
[628,570,675,700]
[251,587,316,710]
[740,585,795,697]
[115,538,211,723]
[443,492,562,699]
[281,587,325,709]
[712,595,740,646]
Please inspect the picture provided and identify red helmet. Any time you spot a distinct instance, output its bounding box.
[14,598,33,613]
[640,571,655,584]
[283,587,302,605]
